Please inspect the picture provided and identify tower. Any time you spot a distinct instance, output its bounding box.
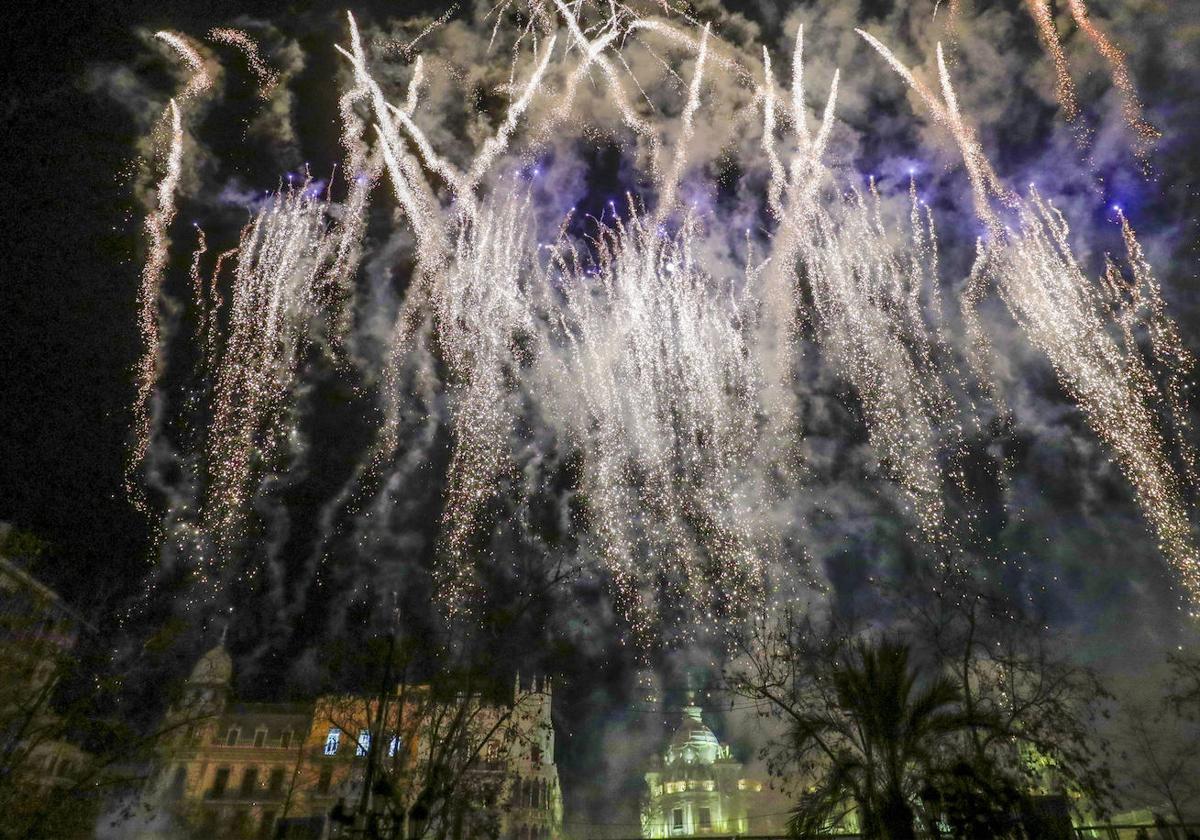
[174,640,233,723]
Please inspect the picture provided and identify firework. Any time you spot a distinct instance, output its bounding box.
[868,31,1199,605]
[131,97,183,482]
[131,1,1198,635]
[209,28,279,97]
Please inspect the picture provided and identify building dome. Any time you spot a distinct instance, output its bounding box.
[666,701,722,765]
[188,644,232,686]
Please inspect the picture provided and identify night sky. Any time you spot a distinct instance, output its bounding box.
[4,0,1200,833]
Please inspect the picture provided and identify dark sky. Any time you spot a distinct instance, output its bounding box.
[4,0,1200,833]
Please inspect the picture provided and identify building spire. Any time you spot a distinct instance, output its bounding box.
[683,673,702,722]
[218,606,232,646]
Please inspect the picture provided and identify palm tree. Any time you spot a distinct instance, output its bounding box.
[787,638,969,840]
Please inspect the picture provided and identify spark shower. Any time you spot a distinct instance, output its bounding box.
[131,0,1200,645]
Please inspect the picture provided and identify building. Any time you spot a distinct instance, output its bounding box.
[0,547,97,835]
[145,643,314,838]
[641,693,785,838]
[140,644,564,840]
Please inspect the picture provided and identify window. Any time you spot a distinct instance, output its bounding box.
[226,727,240,747]
[253,729,266,748]
[209,766,230,799]
[317,767,332,796]
[240,766,258,797]
[268,767,285,796]
[279,731,291,750]
[356,730,371,757]
[672,808,684,831]
[387,734,401,757]
[698,808,711,830]
[258,810,276,840]
[323,728,341,756]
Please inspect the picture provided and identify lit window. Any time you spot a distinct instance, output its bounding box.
[323,728,341,756]
[704,781,714,791]
[356,730,371,757]
[388,735,401,757]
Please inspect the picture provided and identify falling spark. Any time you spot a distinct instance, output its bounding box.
[1024,0,1079,123]
[209,28,279,97]
[1063,0,1159,159]
[870,31,1200,604]
[132,2,1200,638]
[131,98,183,480]
[154,31,212,100]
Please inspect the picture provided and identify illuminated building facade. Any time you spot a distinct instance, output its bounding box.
[139,645,563,839]
[641,694,782,838]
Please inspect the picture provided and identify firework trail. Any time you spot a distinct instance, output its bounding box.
[130,1,1199,639]
[209,28,279,97]
[130,31,215,487]
[131,96,183,486]
[1024,0,1079,124]
[203,185,332,554]
[432,194,538,609]
[865,30,1200,604]
[535,203,772,642]
[153,31,212,101]
[764,27,957,549]
[1063,0,1159,159]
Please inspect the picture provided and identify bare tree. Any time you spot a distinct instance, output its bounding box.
[897,576,1116,818]
[311,624,554,840]
[1167,649,1200,720]
[1114,666,1200,826]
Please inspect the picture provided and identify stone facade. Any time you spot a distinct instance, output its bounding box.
[139,646,563,840]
